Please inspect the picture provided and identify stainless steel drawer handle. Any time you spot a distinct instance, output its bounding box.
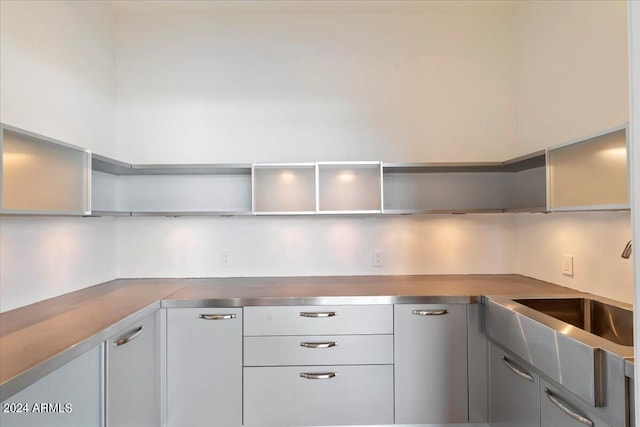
[199,314,236,320]
[300,341,338,349]
[113,326,143,347]
[544,388,593,427]
[300,372,337,380]
[502,356,534,382]
[300,311,337,318]
[412,309,448,316]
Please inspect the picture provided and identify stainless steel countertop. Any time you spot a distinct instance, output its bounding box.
[0,274,582,401]
[626,359,635,379]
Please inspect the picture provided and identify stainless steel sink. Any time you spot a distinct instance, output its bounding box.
[486,294,633,416]
[513,297,633,347]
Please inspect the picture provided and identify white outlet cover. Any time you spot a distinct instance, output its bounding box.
[372,250,383,268]
[562,255,573,276]
[221,250,232,266]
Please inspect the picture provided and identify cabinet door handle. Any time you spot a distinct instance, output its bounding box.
[502,356,534,382]
[199,314,236,320]
[300,372,337,380]
[113,326,143,347]
[300,341,338,349]
[544,388,594,427]
[300,311,337,318]
[412,309,448,316]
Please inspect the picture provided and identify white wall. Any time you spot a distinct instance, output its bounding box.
[116,214,516,278]
[115,2,516,164]
[0,1,118,312]
[512,0,632,303]
[0,217,117,312]
[112,2,521,283]
[513,0,628,155]
[516,211,632,303]
[0,0,117,157]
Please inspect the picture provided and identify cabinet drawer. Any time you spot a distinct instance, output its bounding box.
[243,365,394,427]
[541,378,611,427]
[244,305,393,336]
[244,334,393,366]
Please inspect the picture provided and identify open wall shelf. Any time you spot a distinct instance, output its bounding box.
[2,122,629,217]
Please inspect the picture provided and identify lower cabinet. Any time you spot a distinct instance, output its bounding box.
[166,307,242,427]
[489,343,540,427]
[107,311,158,427]
[0,344,103,427]
[243,365,394,427]
[541,379,611,427]
[394,304,469,424]
[490,343,613,427]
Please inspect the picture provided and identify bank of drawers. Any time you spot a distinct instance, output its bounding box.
[243,305,394,427]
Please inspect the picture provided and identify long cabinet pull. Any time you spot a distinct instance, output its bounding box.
[113,326,143,347]
[300,372,337,380]
[199,314,236,320]
[544,388,594,427]
[300,311,337,318]
[300,341,338,349]
[502,356,534,382]
[412,309,448,316]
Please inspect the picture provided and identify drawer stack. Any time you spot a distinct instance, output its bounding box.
[243,305,394,427]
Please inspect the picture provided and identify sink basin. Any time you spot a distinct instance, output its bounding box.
[514,298,633,346]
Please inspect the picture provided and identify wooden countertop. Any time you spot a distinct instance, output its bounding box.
[165,274,578,303]
[0,274,579,401]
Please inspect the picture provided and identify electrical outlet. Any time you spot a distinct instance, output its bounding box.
[221,250,232,266]
[562,255,573,276]
[372,250,383,268]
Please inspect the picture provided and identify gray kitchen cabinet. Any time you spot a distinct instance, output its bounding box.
[166,307,242,427]
[243,304,393,427]
[0,344,103,427]
[394,303,469,424]
[107,311,158,427]
[489,342,540,427]
[541,378,611,427]
[243,364,394,427]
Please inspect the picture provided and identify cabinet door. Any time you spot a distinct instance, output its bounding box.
[107,312,158,427]
[541,378,611,427]
[489,343,540,427]
[0,344,103,427]
[167,308,242,427]
[394,304,468,424]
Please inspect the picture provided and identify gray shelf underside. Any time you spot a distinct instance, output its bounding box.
[92,151,546,176]
[85,207,548,217]
[383,151,546,174]
[92,154,251,176]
